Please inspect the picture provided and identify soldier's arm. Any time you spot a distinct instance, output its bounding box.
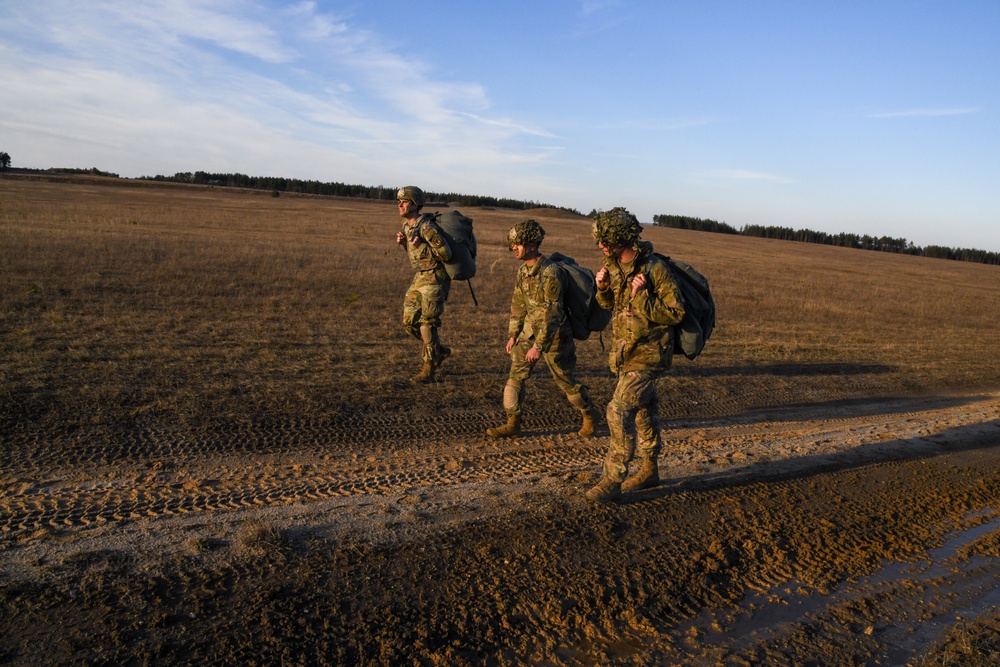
[595,264,615,311]
[534,267,566,353]
[633,261,685,326]
[508,283,527,340]
[419,220,453,262]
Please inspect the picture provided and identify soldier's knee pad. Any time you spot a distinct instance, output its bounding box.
[503,380,523,411]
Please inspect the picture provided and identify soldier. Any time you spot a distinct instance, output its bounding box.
[586,208,686,503]
[395,185,453,383]
[486,220,601,439]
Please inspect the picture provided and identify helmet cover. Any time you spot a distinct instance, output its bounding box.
[507,219,546,247]
[592,207,641,246]
[396,185,426,208]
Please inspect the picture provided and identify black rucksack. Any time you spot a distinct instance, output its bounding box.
[656,253,715,360]
[547,252,611,341]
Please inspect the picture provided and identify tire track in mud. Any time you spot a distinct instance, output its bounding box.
[3,393,999,539]
[2,396,1000,665]
[0,373,913,473]
[0,439,606,535]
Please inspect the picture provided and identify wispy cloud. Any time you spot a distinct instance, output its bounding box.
[871,107,980,118]
[0,0,557,186]
[580,0,626,16]
[573,0,632,36]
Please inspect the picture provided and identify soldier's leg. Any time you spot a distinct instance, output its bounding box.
[486,342,532,437]
[602,372,645,483]
[604,371,656,482]
[544,338,599,437]
[505,340,534,416]
[621,374,662,492]
[418,324,438,365]
[402,282,423,341]
[587,372,637,502]
[419,276,449,366]
[634,386,662,460]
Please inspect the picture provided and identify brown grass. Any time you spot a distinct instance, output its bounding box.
[2,175,999,440]
[916,615,1000,667]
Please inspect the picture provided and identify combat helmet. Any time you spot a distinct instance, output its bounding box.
[592,207,642,247]
[396,185,426,209]
[507,219,545,248]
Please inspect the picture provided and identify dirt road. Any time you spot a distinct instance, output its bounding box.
[2,390,1000,665]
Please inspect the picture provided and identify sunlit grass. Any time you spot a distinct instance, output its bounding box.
[2,175,999,438]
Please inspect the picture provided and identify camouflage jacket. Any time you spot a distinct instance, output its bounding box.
[508,255,572,354]
[401,214,453,272]
[595,241,685,373]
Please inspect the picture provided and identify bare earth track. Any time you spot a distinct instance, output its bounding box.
[3,390,1000,665]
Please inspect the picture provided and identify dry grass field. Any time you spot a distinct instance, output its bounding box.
[2,175,1000,665]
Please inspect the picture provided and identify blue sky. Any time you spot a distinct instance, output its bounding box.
[2,1,998,252]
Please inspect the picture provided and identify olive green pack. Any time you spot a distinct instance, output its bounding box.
[547,251,612,341]
[431,210,477,280]
[654,253,715,360]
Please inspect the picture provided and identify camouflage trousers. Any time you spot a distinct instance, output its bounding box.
[403,267,450,361]
[602,370,662,482]
[503,334,591,416]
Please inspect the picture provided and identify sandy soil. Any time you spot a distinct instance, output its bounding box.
[2,387,1000,666]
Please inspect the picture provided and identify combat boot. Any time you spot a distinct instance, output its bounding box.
[578,406,600,438]
[435,345,451,368]
[486,414,521,438]
[621,458,659,492]
[411,361,435,384]
[585,477,621,503]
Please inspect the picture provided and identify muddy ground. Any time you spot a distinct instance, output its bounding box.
[2,384,1000,666]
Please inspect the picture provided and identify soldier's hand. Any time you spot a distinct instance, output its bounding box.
[396,231,406,246]
[631,272,648,296]
[595,267,610,290]
[525,346,541,363]
[505,337,516,355]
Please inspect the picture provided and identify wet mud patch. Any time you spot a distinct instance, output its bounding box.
[3,441,1000,665]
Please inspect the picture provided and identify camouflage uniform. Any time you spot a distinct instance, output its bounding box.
[397,186,453,380]
[488,220,598,438]
[401,214,452,363]
[504,256,593,419]
[593,214,685,485]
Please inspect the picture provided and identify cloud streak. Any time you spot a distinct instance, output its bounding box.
[0,0,560,190]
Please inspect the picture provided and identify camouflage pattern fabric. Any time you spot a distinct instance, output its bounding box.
[403,266,451,341]
[401,214,453,272]
[503,255,591,416]
[602,370,660,482]
[595,241,685,374]
[508,256,567,354]
[396,185,426,208]
[596,240,686,482]
[401,214,453,345]
[504,332,586,416]
[506,219,545,247]
[592,207,642,247]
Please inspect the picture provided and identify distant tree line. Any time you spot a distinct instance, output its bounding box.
[654,214,999,266]
[143,171,580,215]
[9,158,993,265]
[652,214,740,235]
